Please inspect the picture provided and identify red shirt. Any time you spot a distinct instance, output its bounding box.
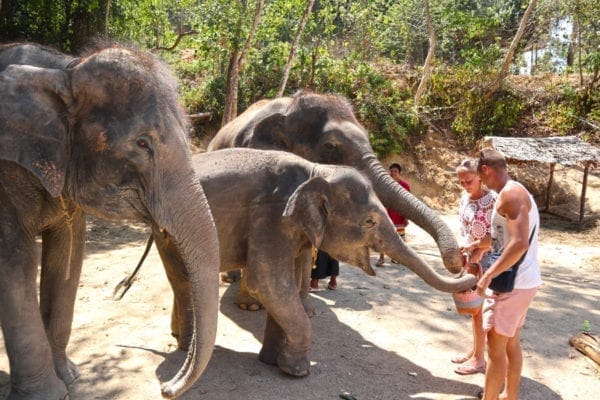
[387,179,410,226]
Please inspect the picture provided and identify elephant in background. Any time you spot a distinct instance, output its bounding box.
[208,91,464,308]
[0,43,220,399]
[141,148,477,377]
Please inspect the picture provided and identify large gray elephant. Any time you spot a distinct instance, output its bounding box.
[208,92,463,308]
[136,148,476,377]
[0,43,220,399]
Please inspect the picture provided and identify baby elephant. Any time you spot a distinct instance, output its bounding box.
[137,148,475,377]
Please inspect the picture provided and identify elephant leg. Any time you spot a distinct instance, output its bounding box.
[236,269,262,311]
[249,266,311,377]
[153,231,194,351]
[0,227,67,399]
[39,210,85,386]
[296,247,315,317]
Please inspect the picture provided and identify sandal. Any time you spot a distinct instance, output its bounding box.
[327,281,337,290]
[376,259,385,267]
[454,363,485,375]
[451,354,470,364]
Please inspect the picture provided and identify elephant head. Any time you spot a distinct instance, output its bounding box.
[283,166,476,293]
[0,45,219,398]
[209,91,463,274]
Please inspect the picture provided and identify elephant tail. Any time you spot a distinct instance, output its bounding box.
[113,235,154,300]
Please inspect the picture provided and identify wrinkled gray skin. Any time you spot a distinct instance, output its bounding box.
[0,43,220,399]
[155,148,476,377]
[208,92,464,310]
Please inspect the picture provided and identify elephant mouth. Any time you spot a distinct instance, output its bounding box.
[358,247,376,276]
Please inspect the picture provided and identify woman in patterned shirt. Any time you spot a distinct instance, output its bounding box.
[452,158,497,375]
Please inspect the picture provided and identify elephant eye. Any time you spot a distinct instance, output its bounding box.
[136,136,153,154]
[363,216,376,229]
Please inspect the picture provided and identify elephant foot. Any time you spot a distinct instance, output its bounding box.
[258,346,310,377]
[258,345,279,366]
[301,296,315,317]
[277,350,310,377]
[236,293,263,311]
[54,356,80,386]
[8,375,68,400]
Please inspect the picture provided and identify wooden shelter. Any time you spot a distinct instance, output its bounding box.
[476,136,600,224]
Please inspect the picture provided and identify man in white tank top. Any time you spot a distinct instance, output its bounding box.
[475,148,542,400]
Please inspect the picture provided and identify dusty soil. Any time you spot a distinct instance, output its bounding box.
[1,149,599,400]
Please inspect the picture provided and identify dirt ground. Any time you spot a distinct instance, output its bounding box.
[1,164,599,400]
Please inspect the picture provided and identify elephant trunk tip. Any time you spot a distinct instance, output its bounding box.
[160,380,187,399]
[442,249,464,274]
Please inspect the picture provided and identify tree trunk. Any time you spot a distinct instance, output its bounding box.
[222,49,241,125]
[277,0,316,98]
[414,0,436,111]
[486,0,537,98]
[105,0,113,37]
[566,14,578,68]
[221,0,265,126]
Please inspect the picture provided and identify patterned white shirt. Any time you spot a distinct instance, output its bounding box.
[458,190,497,247]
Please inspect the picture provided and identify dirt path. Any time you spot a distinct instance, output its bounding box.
[1,212,598,400]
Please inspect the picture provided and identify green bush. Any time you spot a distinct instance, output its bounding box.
[315,59,423,157]
[428,67,524,144]
[547,102,578,134]
[452,89,524,144]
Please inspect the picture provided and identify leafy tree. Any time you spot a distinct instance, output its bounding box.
[0,0,110,51]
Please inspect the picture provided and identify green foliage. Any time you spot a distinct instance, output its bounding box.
[179,76,226,115]
[429,67,524,144]
[582,320,592,334]
[3,0,598,151]
[547,102,578,134]
[0,0,109,51]
[452,89,525,144]
[314,59,422,157]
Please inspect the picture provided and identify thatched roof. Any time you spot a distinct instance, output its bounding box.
[476,135,599,224]
[477,136,600,166]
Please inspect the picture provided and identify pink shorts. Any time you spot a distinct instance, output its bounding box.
[482,288,538,338]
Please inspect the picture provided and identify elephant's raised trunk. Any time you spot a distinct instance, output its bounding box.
[383,235,477,293]
[361,154,463,274]
[155,179,220,399]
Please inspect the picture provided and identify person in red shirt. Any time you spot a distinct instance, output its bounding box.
[377,163,410,266]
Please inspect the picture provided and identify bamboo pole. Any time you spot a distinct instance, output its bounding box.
[544,163,555,212]
[579,162,590,225]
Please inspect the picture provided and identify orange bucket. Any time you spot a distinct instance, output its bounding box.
[452,289,483,315]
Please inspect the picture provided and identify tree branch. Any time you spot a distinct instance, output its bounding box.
[154,29,198,52]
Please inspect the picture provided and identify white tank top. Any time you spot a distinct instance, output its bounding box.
[490,181,542,289]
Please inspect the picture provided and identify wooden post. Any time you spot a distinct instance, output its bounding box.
[544,163,555,212]
[579,162,590,225]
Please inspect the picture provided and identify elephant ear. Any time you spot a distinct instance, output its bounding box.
[0,65,72,197]
[283,176,331,248]
[250,113,291,150]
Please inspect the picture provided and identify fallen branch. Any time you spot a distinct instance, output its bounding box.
[189,112,214,123]
[569,332,600,366]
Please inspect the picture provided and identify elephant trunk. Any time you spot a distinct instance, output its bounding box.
[383,236,477,293]
[155,178,220,399]
[362,154,463,274]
